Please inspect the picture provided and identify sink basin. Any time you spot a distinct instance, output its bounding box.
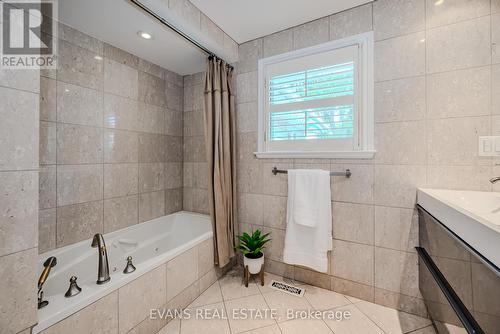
[420,189,500,227]
[418,188,500,270]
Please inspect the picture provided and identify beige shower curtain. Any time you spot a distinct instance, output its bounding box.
[203,57,236,268]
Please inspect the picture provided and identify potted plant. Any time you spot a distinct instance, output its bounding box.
[236,230,271,275]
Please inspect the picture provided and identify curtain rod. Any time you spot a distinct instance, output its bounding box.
[128,0,232,66]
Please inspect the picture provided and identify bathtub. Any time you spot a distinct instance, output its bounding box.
[33,211,213,333]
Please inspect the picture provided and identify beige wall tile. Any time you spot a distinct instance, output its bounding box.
[330,3,373,41]
[237,132,258,163]
[262,227,285,262]
[138,72,166,107]
[138,133,165,163]
[57,164,103,206]
[200,13,224,47]
[183,83,204,112]
[104,59,138,99]
[375,32,425,82]
[374,206,418,252]
[59,23,104,54]
[373,0,425,40]
[57,201,103,247]
[263,29,294,58]
[41,291,118,334]
[0,86,39,171]
[332,202,374,245]
[168,0,201,30]
[165,188,183,214]
[165,109,183,136]
[104,94,139,131]
[331,276,375,303]
[198,238,215,278]
[119,265,167,334]
[331,164,374,204]
[167,246,198,301]
[332,239,374,285]
[104,163,138,198]
[427,165,492,191]
[182,135,205,162]
[238,39,263,74]
[493,65,500,114]
[427,66,491,119]
[374,76,426,122]
[293,17,330,50]
[374,121,426,165]
[165,135,184,162]
[138,59,165,79]
[103,43,139,68]
[374,247,420,297]
[0,68,39,93]
[374,165,426,208]
[238,193,264,225]
[261,162,292,196]
[426,0,491,29]
[183,110,204,137]
[39,165,56,209]
[166,82,183,112]
[294,267,331,290]
[374,288,428,318]
[139,191,165,222]
[40,121,56,165]
[263,195,287,230]
[57,40,104,91]
[139,163,165,192]
[39,208,56,253]
[40,76,56,121]
[236,71,258,104]
[426,16,491,73]
[165,162,183,189]
[104,195,138,233]
[0,248,38,334]
[427,116,491,166]
[104,129,139,163]
[494,0,500,14]
[56,123,103,164]
[493,13,500,64]
[237,163,263,194]
[236,102,258,133]
[57,81,103,127]
[0,171,38,256]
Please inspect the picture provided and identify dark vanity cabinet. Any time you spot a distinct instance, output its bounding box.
[417,207,500,334]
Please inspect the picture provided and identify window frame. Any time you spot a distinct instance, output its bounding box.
[256,31,375,159]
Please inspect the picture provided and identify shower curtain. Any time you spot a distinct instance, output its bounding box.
[203,56,236,268]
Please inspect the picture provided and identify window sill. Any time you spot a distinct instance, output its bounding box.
[254,150,376,159]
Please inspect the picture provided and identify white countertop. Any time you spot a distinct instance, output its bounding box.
[417,188,500,269]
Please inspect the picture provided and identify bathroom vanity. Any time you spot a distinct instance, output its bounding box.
[417,189,500,334]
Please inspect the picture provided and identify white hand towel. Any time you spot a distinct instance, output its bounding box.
[283,169,332,273]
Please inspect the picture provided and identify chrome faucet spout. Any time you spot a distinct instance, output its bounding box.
[91,234,110,284]
[490,176,500,184]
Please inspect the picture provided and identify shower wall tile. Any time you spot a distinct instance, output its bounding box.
[165,162,183,189]
[0,68,39,93]
[138,103,165,134]
[332,240,374,286]
[103,94,140,131]
[139,162,165,193]
[56,200,104,247]
[39,208,56,253]
[104,163,139,198]
[56,81,103,127]
[165,188,183,214]
[103,43,140,68]
[425,0,491,29]
[374,248,420,297]
[374,206,418,252]
[200,13,224,47]
[165,109,183,136]
[0,171,38,257]
[40,121,56,165]
[56,123,103,164]
[104,129,139,163]
[139,191,165,222]
[0,86,39,171]
[138,72,166,107]
[139,133,166,163]
[39,165,56,209]
[138,59,165,79]
[57,164,103,206]
[263,29,294,58]
[332,202,374,246]
[57,40,104,91]
[40,76,57,121]
[373,0,425,40]
[293,17,330,50]
[166,82,184,111]
[426,16,491,73]
[493,13,500,64]
[104,195,139,233]
[237,39,263,74]
[330,3,373,41]
[59,23,104,55]
[104,59,138,99]
[0,248,38,334]
[165,135,184,162]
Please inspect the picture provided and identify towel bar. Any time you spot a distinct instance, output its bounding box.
[271,167,351,178]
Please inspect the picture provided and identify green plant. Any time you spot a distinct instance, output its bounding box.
[236,230,271,259]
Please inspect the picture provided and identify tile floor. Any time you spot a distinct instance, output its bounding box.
[156,269,453,334]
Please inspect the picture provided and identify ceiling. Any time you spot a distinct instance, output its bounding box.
[59,0,207,75]
[190,0,373,44]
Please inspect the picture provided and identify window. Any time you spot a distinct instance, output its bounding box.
[256,32,375,159]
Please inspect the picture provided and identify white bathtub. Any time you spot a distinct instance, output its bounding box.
[33,211,213,333]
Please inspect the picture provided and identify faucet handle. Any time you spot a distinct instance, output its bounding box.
[65,276,82,298]
[123,256,136,274]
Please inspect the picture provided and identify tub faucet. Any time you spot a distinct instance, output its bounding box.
[91,234,111,284]
[37,256,57,309]
[490,176,500,184]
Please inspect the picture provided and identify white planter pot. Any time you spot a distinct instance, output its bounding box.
[244,254,264,274]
